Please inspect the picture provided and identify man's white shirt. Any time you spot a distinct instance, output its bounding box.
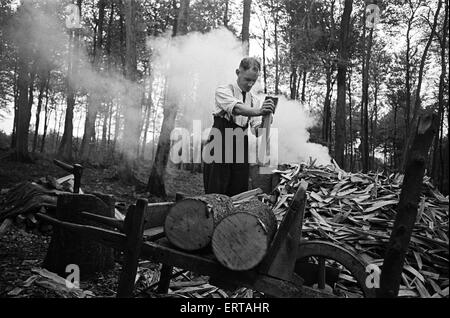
[213,82,262,129]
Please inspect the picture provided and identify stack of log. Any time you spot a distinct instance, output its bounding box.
[164,188,277,271]
[0,176,68,234]
[265,162,449,298]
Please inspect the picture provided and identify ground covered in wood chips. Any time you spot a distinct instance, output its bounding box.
[1,154,448,298]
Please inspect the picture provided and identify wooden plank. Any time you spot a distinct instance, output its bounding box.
[56,174,74,184]
[80,211,124,231]
[258,180,308,281]
[141,239,254,280]
[253,274,335,298]
[36,213,126,250]
[143,226,164,241]
[141,239,284,296]
[53,159,74,173]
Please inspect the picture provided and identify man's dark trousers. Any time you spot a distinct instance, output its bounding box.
[203,116,249,196]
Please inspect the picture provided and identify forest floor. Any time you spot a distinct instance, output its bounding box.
[0,152,206,298]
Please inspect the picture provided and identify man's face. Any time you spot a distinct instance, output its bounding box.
[236,68,259,92]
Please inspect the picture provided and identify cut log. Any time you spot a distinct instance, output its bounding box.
[164,194,233,251]
[212,199,277,271]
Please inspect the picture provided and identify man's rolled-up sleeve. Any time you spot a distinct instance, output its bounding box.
[215,86,240,118]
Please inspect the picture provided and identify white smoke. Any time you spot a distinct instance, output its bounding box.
[149,28,331,165]
[271,96,331,165]
[148,27,244,130]
[9,1,142,139]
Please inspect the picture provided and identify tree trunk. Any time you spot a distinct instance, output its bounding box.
[56,106,65,150]
[378,114,439,298]
[405,11,414,139]
[223,0,229,28]
[431,0,447,187]
[40,80,51,153]
[274,2,279,95]
[212,199,277,271]
[334,0,353,169]
[14,3,32,162]
[348,72,354,172]
[11,59,18,149]
[262,26,267,94]
[58,31,76,161]
[33,73,49,153]
[301,71,307,102]
[361,15,373,173]
[289,61,297,100]
[393,103,398,169]
[59,0,83,161]
[80,0,106,161]
[164,194,234,251]
[372,84,379,169]
[43,193,115,279]
[120,0,141,181]
[322,65,333,145]
[80,99,97,160]
[401,0,442,172]
[242,0,251,55]
[101,102,110,152]
[147,0,190,197]
[140,78,154,160]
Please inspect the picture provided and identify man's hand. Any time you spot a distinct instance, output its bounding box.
[259,99,276,116]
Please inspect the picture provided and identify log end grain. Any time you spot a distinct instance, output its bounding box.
[212,212,272,271]
[164,199,214,251]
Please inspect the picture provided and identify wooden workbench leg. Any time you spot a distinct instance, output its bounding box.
[117,199,146,298]
[157,264,173,294]
[156,192,183,294]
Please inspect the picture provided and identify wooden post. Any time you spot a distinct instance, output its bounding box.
[258,180,308,281]
[157,264,173,294]
[117,199,146,298]
[157,193,188,294]
[377,114,439,298]
[73,164,83,193]
[43,193,115,279]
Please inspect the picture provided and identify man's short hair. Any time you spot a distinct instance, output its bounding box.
[239,57,261,73]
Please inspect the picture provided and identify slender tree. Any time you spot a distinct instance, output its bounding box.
[147,0,190,197]
[120,0,141,181]
[13,2,33,162]
[33,70,50,153]
[79,0,106,161]
[360,2,375,173]
[431,0,448,188]
[401,0,442,171]
[334,0,353,169]
[242,0,252,55]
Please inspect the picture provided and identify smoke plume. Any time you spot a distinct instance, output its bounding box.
[149,28,331,165]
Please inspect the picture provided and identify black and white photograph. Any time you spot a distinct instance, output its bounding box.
[0,0,448,305]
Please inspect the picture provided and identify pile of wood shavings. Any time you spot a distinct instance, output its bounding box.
[263,162,449,298]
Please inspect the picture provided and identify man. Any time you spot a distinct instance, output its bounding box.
[203,57,275,196]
